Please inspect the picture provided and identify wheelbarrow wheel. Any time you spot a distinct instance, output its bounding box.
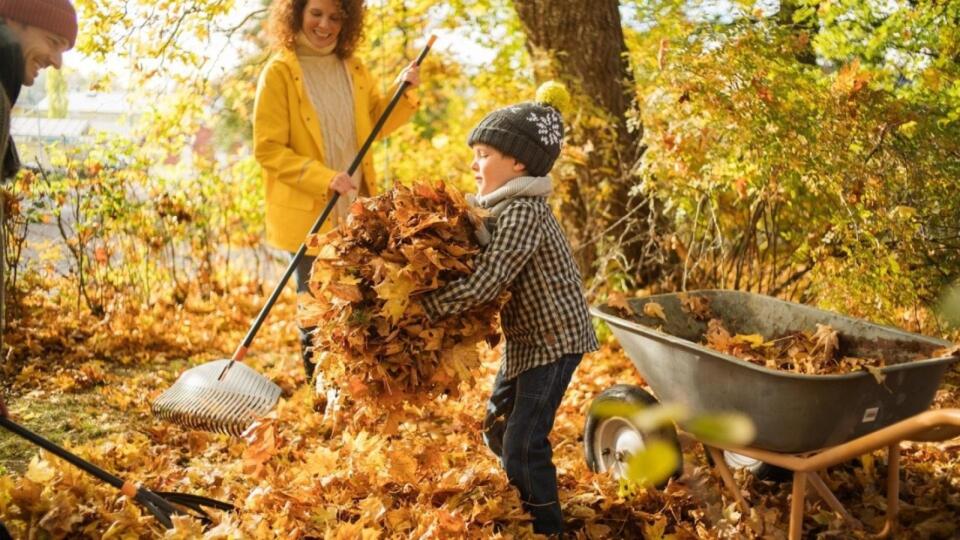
[583,384,682,486]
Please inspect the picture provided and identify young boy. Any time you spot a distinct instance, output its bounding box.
[421,85,599,536]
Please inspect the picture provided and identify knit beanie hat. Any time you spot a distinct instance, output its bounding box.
[468,81,572,177]
[0,0,78,49]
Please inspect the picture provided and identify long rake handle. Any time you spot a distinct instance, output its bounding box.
[0,415,233,528]
[0,416,180,515]
[0,415,128,490]
[219,34,437,380]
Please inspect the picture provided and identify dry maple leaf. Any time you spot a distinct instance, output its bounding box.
[678,293,713,321]
[607,291,634,314]
[705,319,735,354]
[643,301,668,321]
[863,364,887,384]
[242,415,279,478]
[702,319,891,377]
[812,324,840,364]
[933,345,960,359]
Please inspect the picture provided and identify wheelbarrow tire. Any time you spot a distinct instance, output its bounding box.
[583,384,682,487]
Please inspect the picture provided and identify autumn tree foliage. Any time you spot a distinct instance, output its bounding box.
[4,0,954,324]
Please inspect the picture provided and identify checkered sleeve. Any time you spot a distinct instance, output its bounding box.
[422,200,543,321]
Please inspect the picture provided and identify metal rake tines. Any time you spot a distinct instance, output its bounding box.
[152,360,282,437]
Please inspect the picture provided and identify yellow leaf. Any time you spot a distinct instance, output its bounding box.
[643,516,668,540]
[607,291,633,314]
[373,267,416,325]
[643,301,667,321]
[625,439,681,488]
[25,456,56,484]
[304,446,339,477]
[731,334,768,348]
[864,365,886,384]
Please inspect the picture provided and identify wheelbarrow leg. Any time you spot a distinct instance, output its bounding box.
[808,471,862,529]
[706,446,750,514]
[878,443,901,538]
[789,471,807,540]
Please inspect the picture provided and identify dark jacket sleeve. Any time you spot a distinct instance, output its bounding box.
[1,23,24,182]
[0,91,9,167]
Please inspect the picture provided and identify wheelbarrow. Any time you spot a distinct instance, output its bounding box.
[586,289,960,538]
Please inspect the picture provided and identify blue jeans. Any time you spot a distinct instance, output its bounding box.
[483,353,582,535]
[292,253,317,379]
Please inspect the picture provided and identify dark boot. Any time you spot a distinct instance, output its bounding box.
[299,326,317,382]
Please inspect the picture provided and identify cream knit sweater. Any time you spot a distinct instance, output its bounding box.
[295,33,361,226]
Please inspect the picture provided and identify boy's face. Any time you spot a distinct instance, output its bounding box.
[471,143,526,196]
[4,20,69,86]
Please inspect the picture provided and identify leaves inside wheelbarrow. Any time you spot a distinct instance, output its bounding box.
[704,318,888,377]
[300,182,506,418]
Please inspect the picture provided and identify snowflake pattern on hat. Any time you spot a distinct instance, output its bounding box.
[527,109,563,147]
[467,98,566,176]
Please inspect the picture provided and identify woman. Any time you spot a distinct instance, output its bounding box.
[254,0,421,380]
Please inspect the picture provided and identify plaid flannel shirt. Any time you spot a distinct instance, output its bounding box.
[422,197,599,380]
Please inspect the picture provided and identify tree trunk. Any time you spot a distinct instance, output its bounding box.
[512,0,667,288]
[513,0,637,146]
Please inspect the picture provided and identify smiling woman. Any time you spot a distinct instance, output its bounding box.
[254,0,424,380]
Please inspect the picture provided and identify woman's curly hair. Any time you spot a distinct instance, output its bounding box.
[266,0,366,59]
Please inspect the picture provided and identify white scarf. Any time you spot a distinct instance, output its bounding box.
[470,175,552,245]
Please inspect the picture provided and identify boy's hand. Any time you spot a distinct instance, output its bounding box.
[330,172,356,195]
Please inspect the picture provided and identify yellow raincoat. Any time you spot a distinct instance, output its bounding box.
[253,49,418,252]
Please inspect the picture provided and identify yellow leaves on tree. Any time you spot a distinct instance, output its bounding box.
[300,182,505,414]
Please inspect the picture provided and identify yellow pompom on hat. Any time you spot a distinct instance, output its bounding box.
[467,81,571,176]
[535,81,572,115]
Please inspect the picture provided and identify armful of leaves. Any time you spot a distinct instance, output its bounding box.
[299,182,507,416]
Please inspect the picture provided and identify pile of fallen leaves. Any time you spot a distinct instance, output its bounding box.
[299,182,505,415]
[4,281,960,538]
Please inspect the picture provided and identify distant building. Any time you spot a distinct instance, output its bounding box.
[10,91,141,169]
[11,90,222,172]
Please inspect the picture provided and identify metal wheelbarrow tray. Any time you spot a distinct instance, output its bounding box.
[591,289,956,454]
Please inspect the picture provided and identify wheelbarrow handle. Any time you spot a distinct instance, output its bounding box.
[219,34,438,381]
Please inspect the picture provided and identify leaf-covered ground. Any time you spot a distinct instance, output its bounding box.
[1,286,959,538]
